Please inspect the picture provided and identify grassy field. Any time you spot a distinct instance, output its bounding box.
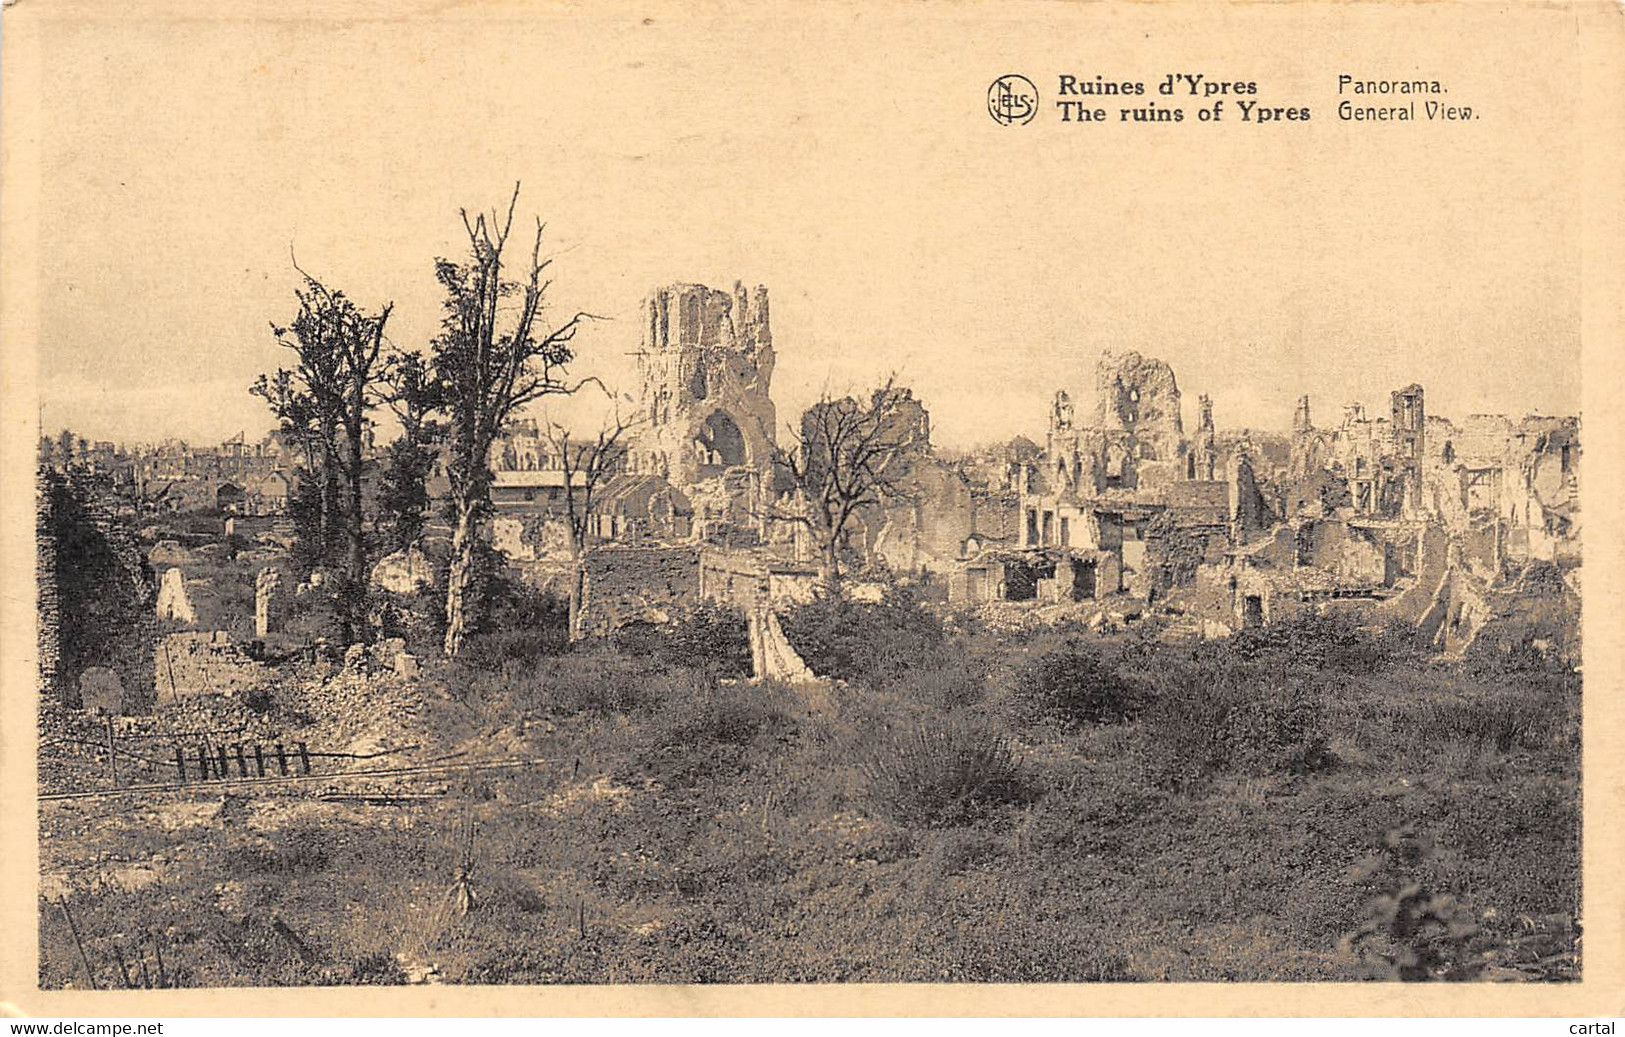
[38,589,1580,986]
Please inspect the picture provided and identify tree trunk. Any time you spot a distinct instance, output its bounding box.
[567,534,586,640]
[821,537,841,591]
[318,424,338,558]
[344,418,367,643]
[443,502,476,657]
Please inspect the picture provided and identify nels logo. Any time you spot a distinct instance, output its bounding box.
[988,74,1039,126]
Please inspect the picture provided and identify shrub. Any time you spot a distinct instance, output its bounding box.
[1013,640,1139,728]
[611,602,752,678]
[1393,685,1577,758]
[890,653,990,712]
[1140,662,1335,790]
[650,679,796,749]
[463,645,673,717]
[1229,610,1400,674]
[456,573,570,669]
[781,588,945,686]
[862,715,1033,828]
[1341,825,1489,981]
[347,951,407,985]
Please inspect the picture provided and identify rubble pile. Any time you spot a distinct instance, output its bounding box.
[280,639,440,758]
[156,632,271,700]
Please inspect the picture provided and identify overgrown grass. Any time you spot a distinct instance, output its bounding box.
[40,598,1581,985]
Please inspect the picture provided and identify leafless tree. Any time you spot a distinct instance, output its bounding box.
[542,409,640,558]
[772,376,926,584]
[431,184,599,656]
[542,406,641,636]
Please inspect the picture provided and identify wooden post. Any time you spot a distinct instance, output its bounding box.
[216,745,230,779]
[109,941,134,989]
[197,744,212,779]
[57,898,98,990]
[174,746,187,782]
[297,742,311,775]
[235,743,249,778]
[254,743,266,777]
[150,932,168,989]
[105,715,118,788]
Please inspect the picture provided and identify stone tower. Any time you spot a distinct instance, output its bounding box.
[1189,393,1217,481]
[630,282,778,534]
[1389,383,1425,516]
[1292,394,1313,434]
[1094,350,1184,464]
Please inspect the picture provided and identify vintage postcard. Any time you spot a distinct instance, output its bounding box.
[2,0,1622,1018]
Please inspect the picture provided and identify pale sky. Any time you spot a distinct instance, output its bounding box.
[26,2,1581,451]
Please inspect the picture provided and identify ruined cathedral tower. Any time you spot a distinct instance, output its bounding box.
[630,282,778,535]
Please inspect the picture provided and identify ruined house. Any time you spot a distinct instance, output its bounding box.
[959,350,1258,605]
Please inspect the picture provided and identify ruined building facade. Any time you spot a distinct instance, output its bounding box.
[627,282,779,544]
[977,350,1264,604]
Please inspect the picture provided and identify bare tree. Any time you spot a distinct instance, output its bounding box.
[772,377,926,584]
[541,406,641,636]
[254,266,393,641]
[431,184,598,657]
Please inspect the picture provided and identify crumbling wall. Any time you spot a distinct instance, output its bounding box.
[872,457,981,575]
[576,546,702,637]
[37,480,61,704]
[489,515,573,563]
[156,567,198,624]
[1228,453,1271,542]
[748,608,817,683]
[1300,520,1387,586]
[947,563,995,604]
[38,469,158,712]
[1382,523,1451,626]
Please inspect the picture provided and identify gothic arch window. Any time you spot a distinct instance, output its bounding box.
[694,411,747,475]
[683,294,701,343]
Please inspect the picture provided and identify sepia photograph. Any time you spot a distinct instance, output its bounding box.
[2,0,1622,1018]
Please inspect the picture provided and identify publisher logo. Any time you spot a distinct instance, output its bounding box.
[988,74,1039,126]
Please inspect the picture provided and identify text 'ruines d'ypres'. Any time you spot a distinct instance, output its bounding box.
[1052,71,1476,125]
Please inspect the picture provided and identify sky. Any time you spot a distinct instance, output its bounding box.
[25,1,1582,451]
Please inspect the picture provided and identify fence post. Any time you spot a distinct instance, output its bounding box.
[105,715,118,788]
[215,745,230,779]
[174,746,187,783]
[275,743,289,776]
[297,742,311,775]
[196,744,211,780]
[150,932,168,989]
[57,898,99,991]
[254,743,266,778]
[235,743,249,778]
